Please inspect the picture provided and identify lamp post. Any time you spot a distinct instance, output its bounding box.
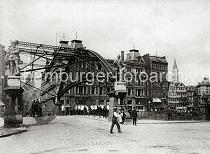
[1,76,4,100]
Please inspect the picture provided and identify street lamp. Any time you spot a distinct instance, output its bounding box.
[1,76,4,100]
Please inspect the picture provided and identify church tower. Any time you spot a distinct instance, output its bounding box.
[172,58,179,83]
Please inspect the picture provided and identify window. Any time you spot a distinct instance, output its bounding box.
[95,87,98,94]
[127,88,131,96]
[79,87,83,94]
[91,87,95,95]
[127,100,132,105]
[127,67,131,72]
[99,87,103,95]
[136,89,141,96]
[60,100,64,105]
[84,87,86,94]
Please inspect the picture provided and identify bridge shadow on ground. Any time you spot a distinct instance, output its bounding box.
[24,116,57,127]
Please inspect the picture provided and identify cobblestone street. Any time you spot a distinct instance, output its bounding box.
[0,116,210,154]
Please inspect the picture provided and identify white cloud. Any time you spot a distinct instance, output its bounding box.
[0,0,210,85]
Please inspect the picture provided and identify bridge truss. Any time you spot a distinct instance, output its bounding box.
[10,40,115,112]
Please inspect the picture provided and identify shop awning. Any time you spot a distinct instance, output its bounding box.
[152,98,162,103]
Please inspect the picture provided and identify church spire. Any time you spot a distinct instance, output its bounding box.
[173,58,178,70]
[172,58,179,83]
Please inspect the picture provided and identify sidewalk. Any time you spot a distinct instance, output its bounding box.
[0,116,56,138]
[0,126,27,138]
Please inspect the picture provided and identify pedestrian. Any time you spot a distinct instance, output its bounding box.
[121,108,126,124]
[61,104,65,115]
[31,100,35,117]
[118,110,123,124]
[132,107,138,126]
[110,107,122,134]
[167,109,172,120]
[84,106,87,116]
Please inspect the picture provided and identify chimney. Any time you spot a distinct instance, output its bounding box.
[121,51,124,61]
[70,40,84,49]
[59,41,69,47]
[129,49,139,60]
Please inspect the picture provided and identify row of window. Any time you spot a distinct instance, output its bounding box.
[66,86,110,95]
[126,67,145,74]
[127,88,146,96]
[168,98,179,102]
[152,63,167,71]
[63,86,146,97]
[168,93,186,97]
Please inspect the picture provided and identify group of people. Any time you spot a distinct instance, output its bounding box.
[110,107,138,134]
[61,105,109,118]
[30,100,43,117]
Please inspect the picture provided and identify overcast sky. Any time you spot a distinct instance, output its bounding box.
[0,0,210,85]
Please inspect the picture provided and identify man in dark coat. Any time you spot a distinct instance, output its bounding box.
[121,108,126,124]
[132,107,138,126]
[110,107,122,134]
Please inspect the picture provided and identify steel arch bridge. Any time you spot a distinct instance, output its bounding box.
[6,39,116,114]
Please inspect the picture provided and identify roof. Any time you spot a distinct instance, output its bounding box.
[87,49,114,73]
[198,80,210,86]
[174,82,185,87]
[169,82,186,90]
[69,40,84,49]
[0,100,5,106]
[186,86,196,91]
[152,98,162,103]
[124,59,146,66]
[0,44,5,48]
[150,56,168,64]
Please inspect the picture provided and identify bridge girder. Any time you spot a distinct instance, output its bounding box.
[10,40,115,105]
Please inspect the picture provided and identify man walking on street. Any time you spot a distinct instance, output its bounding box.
[110,107,122,134]
[132,107,138,126]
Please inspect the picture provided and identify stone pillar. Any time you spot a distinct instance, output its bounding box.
[108,97,116,121]
[108,91,117,121]
[4,88,23,127]
[3,76,24,127]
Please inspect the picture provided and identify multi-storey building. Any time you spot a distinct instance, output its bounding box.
[142,54,168,109]
[197,77,210,105]
[186,86,196,107]
[197,77,210,97]
[168,59,187,108]
[121,49,148,111]
[39,39,169,114]
[197,77,210,119]
[40,40,114,114]
[168,82,188,107]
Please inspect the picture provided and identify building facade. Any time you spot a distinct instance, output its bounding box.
[197,77,210,119]
[0,44,6,116]
[39,40,170,114]
[186,86,196,107]
[0,44,5,101]
[142,54,168,110]
[40,40,114,114]
[121,49,148,111]
[168,59,187,108]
